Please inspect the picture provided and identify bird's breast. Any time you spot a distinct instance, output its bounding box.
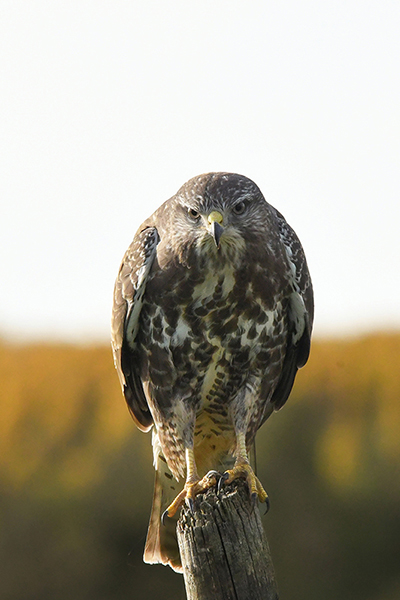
[138,258,288,475]
[141,258,286,368]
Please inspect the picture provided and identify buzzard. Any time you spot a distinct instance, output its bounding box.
[111,172,313,572]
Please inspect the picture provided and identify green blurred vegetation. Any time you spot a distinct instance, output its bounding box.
[1,334,400,600]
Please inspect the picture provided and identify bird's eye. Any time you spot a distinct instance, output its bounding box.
[188,208,200,220]
[232,201,247,215]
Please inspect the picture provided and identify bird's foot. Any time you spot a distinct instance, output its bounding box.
[218,462,269,510]
[162,470,220,522]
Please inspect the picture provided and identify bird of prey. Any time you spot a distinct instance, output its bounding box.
[111,172,313,572]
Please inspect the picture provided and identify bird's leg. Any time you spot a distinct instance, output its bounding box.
[162,448,220,520]
[218,432,269,507]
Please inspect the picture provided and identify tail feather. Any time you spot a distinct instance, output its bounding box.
[143,455,183,573]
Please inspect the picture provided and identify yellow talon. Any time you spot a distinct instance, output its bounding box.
[162,471,220,521]
[219,461,268,504]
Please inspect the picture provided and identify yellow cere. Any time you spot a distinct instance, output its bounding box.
[207,211,223,225]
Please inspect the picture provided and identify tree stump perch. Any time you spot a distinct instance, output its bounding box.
[177,479,279,600]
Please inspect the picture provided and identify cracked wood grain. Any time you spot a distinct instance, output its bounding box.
[177,479,279,600]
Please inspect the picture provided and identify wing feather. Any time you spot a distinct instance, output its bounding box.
[268,208,314,413]
[111,226,160,431]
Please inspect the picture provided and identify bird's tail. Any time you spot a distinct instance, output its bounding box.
[143,452,183,573]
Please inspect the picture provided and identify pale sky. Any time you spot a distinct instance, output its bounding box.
[1,0,399,342]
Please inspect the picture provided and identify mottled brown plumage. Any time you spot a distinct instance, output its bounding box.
[111,172,313,572]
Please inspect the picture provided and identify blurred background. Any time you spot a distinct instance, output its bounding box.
[1,1,399,599]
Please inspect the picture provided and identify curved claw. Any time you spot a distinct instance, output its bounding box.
[205,470,221,482]
[186,496,195,513]
[161,508,169,526]
[217,472,229,494]
[264,496,270,515]
[252,493,270,514]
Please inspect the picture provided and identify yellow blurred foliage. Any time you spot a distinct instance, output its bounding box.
[1,333,400,600]
[1,332,399,495]
[316,419,362,489]
[294,333,400,493]
[0,342,133,491]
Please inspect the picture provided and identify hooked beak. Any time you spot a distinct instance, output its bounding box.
[208,211,224,248]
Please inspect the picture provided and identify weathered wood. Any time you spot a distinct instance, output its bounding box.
[177,479,279,600]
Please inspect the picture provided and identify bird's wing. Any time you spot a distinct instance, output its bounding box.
[111,226,160,431]
[268,209,314,413]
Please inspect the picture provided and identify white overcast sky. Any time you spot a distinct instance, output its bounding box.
[1,0,399,342]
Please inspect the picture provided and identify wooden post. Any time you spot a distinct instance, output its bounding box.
[177,479,279,600]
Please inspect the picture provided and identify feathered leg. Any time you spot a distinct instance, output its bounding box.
[218,383,269,506]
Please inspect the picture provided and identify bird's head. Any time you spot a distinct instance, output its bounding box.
[171,172,271,266]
